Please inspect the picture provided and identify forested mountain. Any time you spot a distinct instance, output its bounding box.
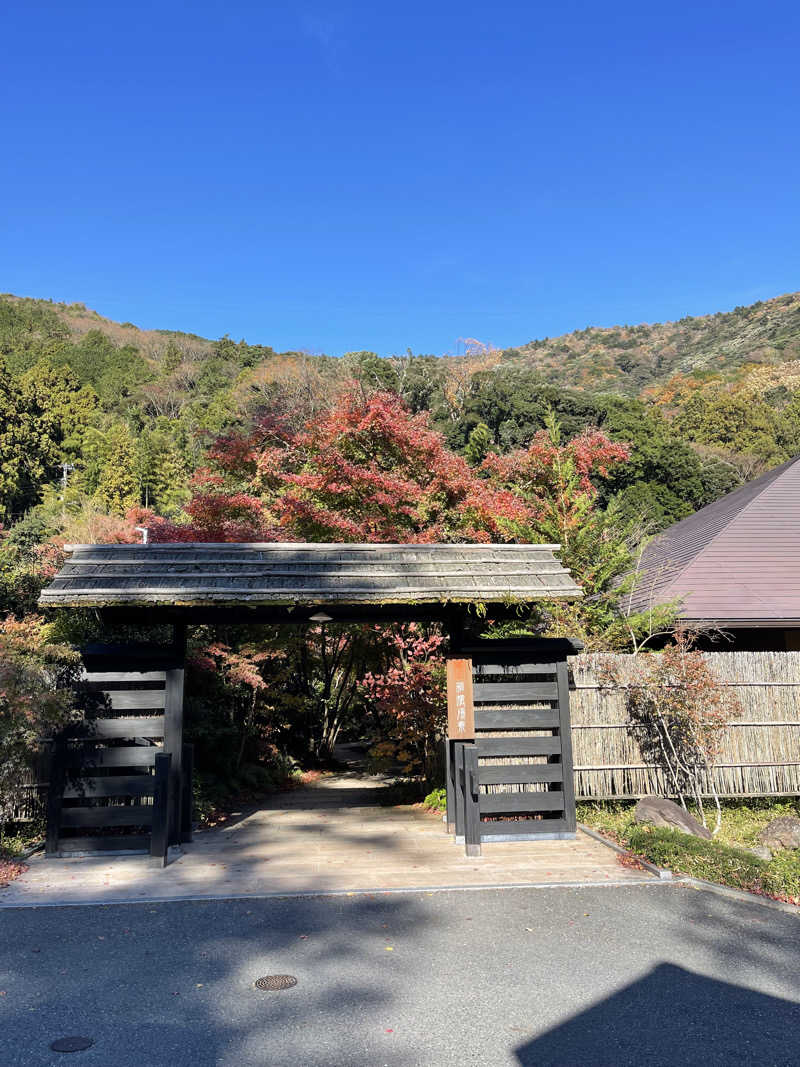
[6,288,800,397]
[2,288,800,571]
[508,291,800,393]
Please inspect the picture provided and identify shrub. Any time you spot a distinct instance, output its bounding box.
[0,616,83,841]
[191,751,300,827]
[423,786,447,812]
[604,632,742,834]
[626,825,766,891]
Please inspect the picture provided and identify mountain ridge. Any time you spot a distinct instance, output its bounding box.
[4,288,800,397]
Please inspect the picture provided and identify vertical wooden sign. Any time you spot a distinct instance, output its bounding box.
[446,657,475,740]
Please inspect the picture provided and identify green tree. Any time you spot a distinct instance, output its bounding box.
[19,361,98,469]
[0,367,30,518]
[444,367,603,452]
[60,329,152,407]
[91,423,140,514]
[342,350,400,393]
[596,397,734,527]
[136,420,190,514]
[673,391,784,464]
[464,422,492,465]
[777,393,800,457]
[0,296,70,376]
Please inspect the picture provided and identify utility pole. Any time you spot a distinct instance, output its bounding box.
[60,462,75,516]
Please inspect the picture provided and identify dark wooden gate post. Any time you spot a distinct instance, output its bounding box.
[150,751,172,867]
[180,742,194,843]
[463,744,481,857]
[453,741,466,840]
[164,623,187,846]
[45,737,67,856]
[556,660,577,834]
[445,740,457,834]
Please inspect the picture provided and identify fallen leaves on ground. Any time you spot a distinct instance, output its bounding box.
[0,859,28,886]
[616,851,647,871]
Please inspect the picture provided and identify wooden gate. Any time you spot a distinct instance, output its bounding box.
[446,639,580,855]
[44,643,191,866]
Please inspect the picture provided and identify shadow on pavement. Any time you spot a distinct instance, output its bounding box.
[0,892,437,1067]
[515,961,800,1066]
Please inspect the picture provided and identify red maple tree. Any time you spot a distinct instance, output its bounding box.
[147,391,531,543]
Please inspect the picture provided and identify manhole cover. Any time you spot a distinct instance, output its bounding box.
[254,974,297,991]
[50,1036,94,1053]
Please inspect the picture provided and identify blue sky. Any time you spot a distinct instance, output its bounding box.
[2,2,799,356]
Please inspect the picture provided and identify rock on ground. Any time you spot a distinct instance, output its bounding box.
[757,816,800,851]
[634,796,712,840]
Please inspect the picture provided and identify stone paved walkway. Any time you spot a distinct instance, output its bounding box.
[1,768,650,907]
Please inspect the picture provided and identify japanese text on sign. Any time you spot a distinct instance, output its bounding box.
[446,658,475,739]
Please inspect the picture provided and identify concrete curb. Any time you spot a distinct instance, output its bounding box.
[577,823,673,880]
[0,876,667,910]
[679,876,800,916]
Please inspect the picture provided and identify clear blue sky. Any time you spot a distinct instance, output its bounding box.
[3,2,799,356]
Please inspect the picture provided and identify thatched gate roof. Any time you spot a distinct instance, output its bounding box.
[39,542,582,610]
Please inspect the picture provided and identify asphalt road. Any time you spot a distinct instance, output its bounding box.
[1,883,798,1067]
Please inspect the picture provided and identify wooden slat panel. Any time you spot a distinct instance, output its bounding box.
[473,682,558,702]
[475,710,559,730]
[479,817,570,836]
[57,835,150,852]
[473,662,557,676]
[479,791,565,814]
[479,764,563,786]
[102,691,166,710]
[476,737,561,757]
[60,805,154,827]
[90,717,165,739]
[64,776,155,799]
[83,671,166,683]
[66,745,159,768]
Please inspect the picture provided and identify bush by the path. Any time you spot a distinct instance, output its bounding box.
[626,825,766,891]
[579,800,800,905]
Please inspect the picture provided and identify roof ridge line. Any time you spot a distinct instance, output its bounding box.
[62,541,563,551]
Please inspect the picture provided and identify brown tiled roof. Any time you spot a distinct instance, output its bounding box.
[626,455,800,625]
[38,542,582,608]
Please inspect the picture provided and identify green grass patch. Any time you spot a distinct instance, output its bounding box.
[577,799,800,905]
[709,798,800,849]
[578,798,799,848]
[627,825,766,891]
[762,850,800,898]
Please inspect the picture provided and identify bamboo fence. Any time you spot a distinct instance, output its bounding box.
[569,651,800,799]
